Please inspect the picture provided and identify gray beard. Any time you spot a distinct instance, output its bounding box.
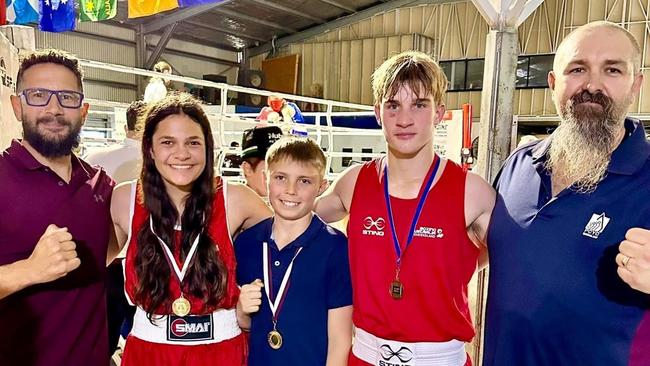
[546,97,629,193]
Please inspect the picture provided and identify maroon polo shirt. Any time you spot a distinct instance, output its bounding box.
[0,140,114,366]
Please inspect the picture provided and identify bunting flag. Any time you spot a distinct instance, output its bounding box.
[6,0,39,24]
[128,0,178,19]
[80,0,117,22]
[39,0,76,32]
[178,0,222,7]
[0,0,6,25]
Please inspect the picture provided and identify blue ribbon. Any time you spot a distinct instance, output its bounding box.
[383,156,441,267]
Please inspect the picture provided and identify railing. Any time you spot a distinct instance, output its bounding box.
[79,59,380,180]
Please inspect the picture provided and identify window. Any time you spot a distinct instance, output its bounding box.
[81,115,111,139]
[527,55,554,88]
[516,57,529,87]
[441,60,465,91]
[441,54,554,91]
[465,59,484,90]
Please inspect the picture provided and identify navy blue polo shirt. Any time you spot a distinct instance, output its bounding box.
[235,215,352,366]
[484,118,650,366]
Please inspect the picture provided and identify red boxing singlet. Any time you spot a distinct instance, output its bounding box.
[124,177,239,313]
[121,179,245,366]
[348,158,478,342]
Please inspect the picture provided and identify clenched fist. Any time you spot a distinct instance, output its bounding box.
[27,224,80,285]
[616,227,650,294]
[238,279,264,315]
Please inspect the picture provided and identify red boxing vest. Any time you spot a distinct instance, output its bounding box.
[124,178,239,314]
[348,158,478,342]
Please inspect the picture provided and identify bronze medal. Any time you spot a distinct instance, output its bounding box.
[267,330,283,349]
[390,279,403,299]
[172,295,191,317]
[383,158,440,303]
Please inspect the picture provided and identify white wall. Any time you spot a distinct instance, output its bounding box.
[0,31,21,150]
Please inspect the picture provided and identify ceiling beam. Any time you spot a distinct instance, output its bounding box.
[316,0,356,13]
[515,0,543,27]
[472,0,499,26]
[145,23,178,70]
[141,0,232,34]
[213,8,297,33]
[172,34,241,54]
[184,20,267,43]
[245,0,326,24]
[248,0,445,56]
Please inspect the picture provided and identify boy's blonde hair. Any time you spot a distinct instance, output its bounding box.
[266,136,326,178]
[372,50,447,105]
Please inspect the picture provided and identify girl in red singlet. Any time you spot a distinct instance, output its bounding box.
[110,93,271,365]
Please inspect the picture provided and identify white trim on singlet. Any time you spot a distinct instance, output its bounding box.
[126,179,137,246]
[122,179,138,306]
[222,181,235,246]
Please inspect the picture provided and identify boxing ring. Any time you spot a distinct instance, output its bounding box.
[78,59,473,182]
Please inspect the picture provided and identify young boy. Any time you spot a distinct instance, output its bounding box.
[234,136,353,366]
[315,51,495,365]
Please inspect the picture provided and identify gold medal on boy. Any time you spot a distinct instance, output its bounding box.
[172,295,191,317]
[268,330,283,349]
[390,279,403,299]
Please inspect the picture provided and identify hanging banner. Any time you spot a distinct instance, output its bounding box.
[39,0,76,32]
[178,0,223,7]
[433,110,465,165]
[128,0,178,18]
[80,0,117,22]
[6,0,39,24]
[0,0,7,25]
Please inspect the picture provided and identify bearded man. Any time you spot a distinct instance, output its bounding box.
[0,49,114,366]
[482,21,650,366]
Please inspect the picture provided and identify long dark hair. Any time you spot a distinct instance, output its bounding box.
[134,93,227,318]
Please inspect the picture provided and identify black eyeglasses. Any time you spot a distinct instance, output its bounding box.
[19,88,84,109]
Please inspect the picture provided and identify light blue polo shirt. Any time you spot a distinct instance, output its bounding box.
[235,215,352,366]
[484,118,650,366]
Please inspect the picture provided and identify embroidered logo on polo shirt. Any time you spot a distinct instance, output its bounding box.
[362,216,385,236]
[413,226,444,239]
[583,213,610,239]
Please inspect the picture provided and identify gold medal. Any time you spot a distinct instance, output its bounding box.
[172,294,191,317]
[390,279,403,299]
[268,329,283,349]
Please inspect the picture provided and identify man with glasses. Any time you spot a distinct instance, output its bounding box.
[0,49,115,366]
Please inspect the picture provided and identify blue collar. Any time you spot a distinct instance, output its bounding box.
[530,118,650,176]
[255,214,325,250]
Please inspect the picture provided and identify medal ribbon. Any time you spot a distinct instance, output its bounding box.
[383,156,441,268]
[149,217,201,284]
[263,241,303,323]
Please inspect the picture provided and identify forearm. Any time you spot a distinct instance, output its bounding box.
[325,335,351,366]
[326,306,353,366]
[106,223,124,267]
[236,302,252,330]
[0,259,36,300]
